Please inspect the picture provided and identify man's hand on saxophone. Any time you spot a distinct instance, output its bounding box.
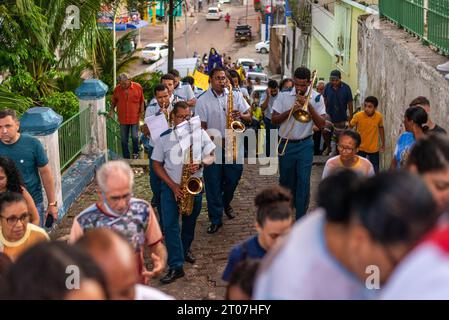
[188,164,201,174]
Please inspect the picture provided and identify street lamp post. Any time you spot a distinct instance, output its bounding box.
[168,0,174,71]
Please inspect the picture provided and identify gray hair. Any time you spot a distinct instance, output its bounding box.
[317,80,326,86]
[96,161,134,193]
[118,73,129,82]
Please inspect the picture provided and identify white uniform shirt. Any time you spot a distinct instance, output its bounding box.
[144,101,174,147]
[134,284,175,300]
[260,92,279,120]
[273,88,326,140]
[253,209,368,300]
[174,83,195,101]
[195,88,250,138]
[151,128,216,184]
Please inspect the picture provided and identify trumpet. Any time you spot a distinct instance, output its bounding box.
[277,70,317,156]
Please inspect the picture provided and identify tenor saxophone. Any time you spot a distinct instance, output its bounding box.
[178,143,203,215]
[226,83,245,162]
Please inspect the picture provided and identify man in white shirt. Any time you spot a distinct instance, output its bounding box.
[271,67,326,220]
[169,69,196,108]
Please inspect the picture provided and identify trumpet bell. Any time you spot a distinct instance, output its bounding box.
[186,177,203,195]
[293,110,312,123]
[230,120,246,133]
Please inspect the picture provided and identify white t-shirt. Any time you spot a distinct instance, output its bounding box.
[253,209,368,300]
[380,227,449,300]
[134,284,175,300]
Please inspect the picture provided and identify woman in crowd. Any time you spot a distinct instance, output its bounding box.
[0,241,109,300]
[391,106,427,169]
[280,78,294,91]
[348,171,445,299]
[0,192,48,261]
[207,48,222,72]
[254,170,369,299]
[0,156,39,225]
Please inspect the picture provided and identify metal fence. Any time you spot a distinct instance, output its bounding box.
[379,0,449,55]
[105,101,123,157]
[58,107,91,171]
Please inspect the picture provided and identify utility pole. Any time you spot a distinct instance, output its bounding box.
[270,0,273,26]
[168,0,174,71]
[184,3,189,57]
[112,1,118,87]
[245,0,248,24]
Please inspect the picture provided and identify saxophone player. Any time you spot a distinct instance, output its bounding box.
[195,67,252,234]
[271,67,326,220]
[152,101,216,284]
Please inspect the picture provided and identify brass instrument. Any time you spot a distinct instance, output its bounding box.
[226,83,245,161]
[178,124,203,215]
[277,70,317,156]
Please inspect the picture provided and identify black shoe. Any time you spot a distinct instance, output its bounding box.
[160,268,185,284]
[185,250,196,264]
[207,223,223,234]
[224,206,236,219]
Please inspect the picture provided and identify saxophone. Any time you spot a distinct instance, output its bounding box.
[178,131,203,215]
[226,83,245,162]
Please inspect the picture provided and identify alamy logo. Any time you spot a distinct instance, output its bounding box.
[365,265,380,290]
[65,265,80,290]
[64,5,80,30]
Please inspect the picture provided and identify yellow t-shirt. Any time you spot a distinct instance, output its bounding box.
[0,223,49,261]
[350,111,383,153]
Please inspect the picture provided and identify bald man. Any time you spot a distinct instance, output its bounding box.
[77,228,174,300]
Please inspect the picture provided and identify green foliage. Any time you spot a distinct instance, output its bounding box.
[132,72,162,102]
[0,85,33,115]
[42,91,79,120]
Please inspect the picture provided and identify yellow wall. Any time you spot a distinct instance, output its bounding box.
[310,36,334,82]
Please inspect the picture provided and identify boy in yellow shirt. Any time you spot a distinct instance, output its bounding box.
[349,96,385,172]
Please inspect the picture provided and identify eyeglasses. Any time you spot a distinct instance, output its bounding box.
[108,193,132,203]
[0,213,31,226]
[337,144,355,152]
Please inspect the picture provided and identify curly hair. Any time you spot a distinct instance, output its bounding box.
[0,156,25,193]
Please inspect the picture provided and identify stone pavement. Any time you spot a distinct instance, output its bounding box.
[51,158,325,300]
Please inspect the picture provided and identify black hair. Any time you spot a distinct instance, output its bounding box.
[0,241,109,300]
[0,156,25,193]
[228,70,241,86]
[268,79,278,89]
[0,192,25,215]
[364,96,379,108]
[154,84,168,95]
[407,133,449,174]
[405,106,428,132]
[254,186,293,227]
[172,101,190,115]
[225,259,260,299]
[182,76,194,86]
[318,169,362,224]
[351,171,438,245]
[294,67,311,81]
[0,109,18,121]
[280,78,294,89]
[338,130,361,148]
[209,67,225,78]
[409,96,430,107]
[168,69,180,78]
[160,73,175,82]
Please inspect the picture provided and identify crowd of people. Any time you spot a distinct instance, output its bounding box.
[0,51,449,300]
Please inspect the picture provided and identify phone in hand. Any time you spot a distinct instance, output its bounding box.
[45,214,54,228]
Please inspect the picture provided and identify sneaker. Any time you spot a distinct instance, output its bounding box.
[445,74,449,81]
[437,61,449,72]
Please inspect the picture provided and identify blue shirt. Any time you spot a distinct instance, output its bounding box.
[222,235,266,281]
[0,134,48,204]
[394,132,415,168]
[323,82,353,122]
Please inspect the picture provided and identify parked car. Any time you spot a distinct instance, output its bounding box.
[206,7,222,20]
[219,0,231,3]
[237,58,256,72]
[141,42,169,63]
[255,40,270,54]
[251,83,268,104]
[234,24,252,41]
[247,71,269,84]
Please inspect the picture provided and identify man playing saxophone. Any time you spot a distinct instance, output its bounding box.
[195,67,252,234]
[271,67,326,220]
[152,101,216,284]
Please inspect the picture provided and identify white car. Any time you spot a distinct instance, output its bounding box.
[237,58,256,72]
[206,7,222,20]
[255,40,270,54]
[141,43,169,63]
[247,71,269,84]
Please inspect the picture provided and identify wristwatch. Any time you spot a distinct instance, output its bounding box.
[49,201,58,207]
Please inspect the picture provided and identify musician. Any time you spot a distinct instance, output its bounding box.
[271,67,326,220]
[148,73,182,106]
[142,84,172,226]
[195,67,252,234]
[152,101,216,284]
